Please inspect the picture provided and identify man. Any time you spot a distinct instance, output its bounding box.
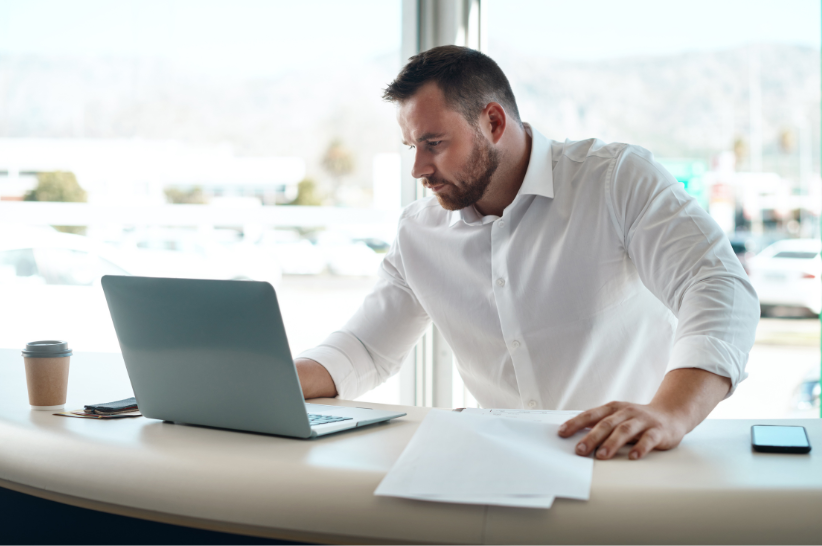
[295,46,759,461]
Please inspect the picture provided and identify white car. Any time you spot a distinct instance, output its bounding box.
[747,238,821,316]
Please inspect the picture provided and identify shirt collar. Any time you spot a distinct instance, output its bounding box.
[448,208,468,226]
[518,123,555,200]
[448,204,485,226]
[450,123,554,227]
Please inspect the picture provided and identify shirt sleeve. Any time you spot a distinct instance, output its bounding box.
[296,227,431,400]
[606,146,760,398]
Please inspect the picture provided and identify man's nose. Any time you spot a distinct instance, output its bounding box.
[410,149,434,180]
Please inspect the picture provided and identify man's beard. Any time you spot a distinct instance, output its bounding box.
[424,131,501,211]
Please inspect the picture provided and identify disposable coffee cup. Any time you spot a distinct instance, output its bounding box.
[22,340,72,410]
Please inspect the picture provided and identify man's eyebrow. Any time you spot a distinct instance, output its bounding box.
[402,132,446,146]
[416,132,445,142]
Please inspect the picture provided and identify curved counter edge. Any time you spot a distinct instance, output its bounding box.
[0,477,421,545]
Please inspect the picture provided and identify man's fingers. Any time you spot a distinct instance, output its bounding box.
[628,428,664,460]
[558,402,622,437]
[596,417,646,460]
[573,410,631,456]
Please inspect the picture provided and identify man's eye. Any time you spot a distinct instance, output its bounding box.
[428,141,442,147]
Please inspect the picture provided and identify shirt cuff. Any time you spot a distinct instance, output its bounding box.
[665,335,750,399]
[296,331,372,400]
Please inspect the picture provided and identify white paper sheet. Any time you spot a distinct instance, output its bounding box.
[462,408,582,425]
[374,409,593,509]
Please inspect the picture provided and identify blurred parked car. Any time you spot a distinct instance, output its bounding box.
[259,229,386,277]
[728,232,786,274]
[118,227,282,287]
[258,229,327,275]
[0,227,284,351]
[747,239,821,316]
[354,237,391,254]
[313,231,384,276]
[0,227,134,351]
[0,228,131,286]
[792,368,820,415]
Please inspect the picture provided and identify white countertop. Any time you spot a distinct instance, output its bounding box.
[0,348,820,544]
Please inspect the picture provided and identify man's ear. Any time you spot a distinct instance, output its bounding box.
[483,102,507,144]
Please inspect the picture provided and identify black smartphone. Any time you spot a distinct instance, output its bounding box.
[751,425,812,454]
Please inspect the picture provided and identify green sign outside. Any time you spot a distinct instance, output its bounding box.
[657,159,709,211]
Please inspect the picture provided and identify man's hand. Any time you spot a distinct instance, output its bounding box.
[295,358,338,399]
[558,368,732,460]
[558,401,686,460]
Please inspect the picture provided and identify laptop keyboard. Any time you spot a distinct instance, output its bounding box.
[308,413,353,426]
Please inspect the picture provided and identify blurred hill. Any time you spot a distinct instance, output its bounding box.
[0,52,402,197]
[0,43,819,190]
[492,43,820,174]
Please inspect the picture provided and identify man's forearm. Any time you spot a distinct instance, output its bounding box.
[650,367,732,434]
[295,358,338,399]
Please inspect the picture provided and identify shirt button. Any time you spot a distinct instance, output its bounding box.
[498,220,505,227]
[496,278,506,287]
[528,400,537,409]
[512,340,520,349]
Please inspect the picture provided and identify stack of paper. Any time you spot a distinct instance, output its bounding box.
[375,409,593,509]
[462,408,582,423]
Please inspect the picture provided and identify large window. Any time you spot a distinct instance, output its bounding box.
[1,1,818,416]
[0,0,403,403]
[486,0,821,418]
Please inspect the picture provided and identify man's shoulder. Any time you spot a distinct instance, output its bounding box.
[557,138,653,165]
[556,138,670,187]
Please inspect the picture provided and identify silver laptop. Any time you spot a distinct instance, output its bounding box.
[101,275,405,438]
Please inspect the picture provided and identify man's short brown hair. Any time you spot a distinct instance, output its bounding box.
[383,45,521,126]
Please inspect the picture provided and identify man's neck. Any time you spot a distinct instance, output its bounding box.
[474,124,533,217]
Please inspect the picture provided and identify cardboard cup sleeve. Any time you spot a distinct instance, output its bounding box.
[22,341,72,410]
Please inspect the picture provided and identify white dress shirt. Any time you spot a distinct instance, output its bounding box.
[299,125,760,410]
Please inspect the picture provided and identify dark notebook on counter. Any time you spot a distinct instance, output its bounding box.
[84,397,138,415]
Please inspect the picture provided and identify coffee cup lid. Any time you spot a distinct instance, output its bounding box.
[22,340,72,358]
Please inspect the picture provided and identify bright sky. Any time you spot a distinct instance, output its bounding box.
[487,0,821,60]
[0,0,818,77]
[0,0,402,78]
